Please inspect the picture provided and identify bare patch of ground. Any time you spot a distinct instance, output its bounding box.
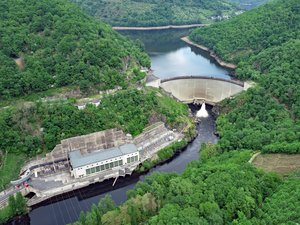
[252,153,300,175]
[14,57,25,70]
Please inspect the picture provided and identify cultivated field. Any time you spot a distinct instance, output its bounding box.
[252,153,300,175]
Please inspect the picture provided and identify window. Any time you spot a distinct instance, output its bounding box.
[86,168,91,175]
[91,167,96,173]
[135,156,138,161]
[110,162,114,168]
[119,160,123,166]
[105,164,109,170]
[114,161,118,167]
[101,165,105,171]
[96,166,100,172]
[127,157,136,163]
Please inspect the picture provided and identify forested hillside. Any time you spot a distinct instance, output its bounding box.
[73,0,300,224]
[190,0,300,63]
[74,149,300,224]
[190,0,300,153]
[0,88,193,191]
[70,0,237,26]
[0,0,149,100]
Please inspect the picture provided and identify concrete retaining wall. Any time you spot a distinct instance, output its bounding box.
[160,76,245,104]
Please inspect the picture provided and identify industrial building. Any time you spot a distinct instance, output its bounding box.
[69,143,139,178]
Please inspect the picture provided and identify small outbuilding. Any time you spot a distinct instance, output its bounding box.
[75,102,86,110]
[90,99,101,107]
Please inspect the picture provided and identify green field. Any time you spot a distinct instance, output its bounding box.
[0,153,26,190]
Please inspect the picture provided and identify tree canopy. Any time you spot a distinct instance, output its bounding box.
[0,88,192,190]
[191,0,300,154]
[0,0,150,100]
[73,1,300,223]
[70,0,238,27]
[74,150,300,225]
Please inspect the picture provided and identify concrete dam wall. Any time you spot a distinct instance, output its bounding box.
[160,76,245,104]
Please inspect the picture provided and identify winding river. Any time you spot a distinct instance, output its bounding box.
[14,29,231,225]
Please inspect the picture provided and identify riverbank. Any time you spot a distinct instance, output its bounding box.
[0,121,186,209]
[29,138,194,209]
[137,139,191,173]
[113,24,209,31]
[5,129,195,224]
[23,105,215,225]
[181,36,237,70]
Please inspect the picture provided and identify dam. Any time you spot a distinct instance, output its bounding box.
[22,29,245,225]
[147,75,249,105]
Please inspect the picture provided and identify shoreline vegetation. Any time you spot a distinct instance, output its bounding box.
[49,0,300,224]
[0,87,196,219]
[0,192,27,224]
[113,24,209,31]
[6,126,195,223]
[181,36,237,69]
[136,138,192,173]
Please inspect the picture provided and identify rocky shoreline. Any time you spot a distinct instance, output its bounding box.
[181,36,237,70]
[113,24,208,31]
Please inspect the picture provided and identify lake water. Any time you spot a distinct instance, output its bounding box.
[14,29,227,225]
[119,29,231,79]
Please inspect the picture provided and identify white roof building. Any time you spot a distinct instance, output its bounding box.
[69,144,139,178]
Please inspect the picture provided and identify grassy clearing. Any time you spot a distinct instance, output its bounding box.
[0,153,26,191]
[252,153,300,176]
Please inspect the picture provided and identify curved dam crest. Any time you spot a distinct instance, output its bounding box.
[147,75,249,105]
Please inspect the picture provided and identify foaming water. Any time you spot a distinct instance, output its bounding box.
[196,103,209,118]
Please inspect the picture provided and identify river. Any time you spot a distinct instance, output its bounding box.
[14,29,230,225]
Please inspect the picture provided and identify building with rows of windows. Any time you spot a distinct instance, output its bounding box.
[69,144,139,179]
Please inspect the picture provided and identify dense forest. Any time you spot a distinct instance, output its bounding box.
[0,0,149,100]
[1,0,299,223]
[73,0,300,224]
[0,89,193,191]
[70,0,238,26]
[190,0,300,63]
[191,0,300,153]
[73,148,300,224]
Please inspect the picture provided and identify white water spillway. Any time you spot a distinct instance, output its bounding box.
[196,103,209,118]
